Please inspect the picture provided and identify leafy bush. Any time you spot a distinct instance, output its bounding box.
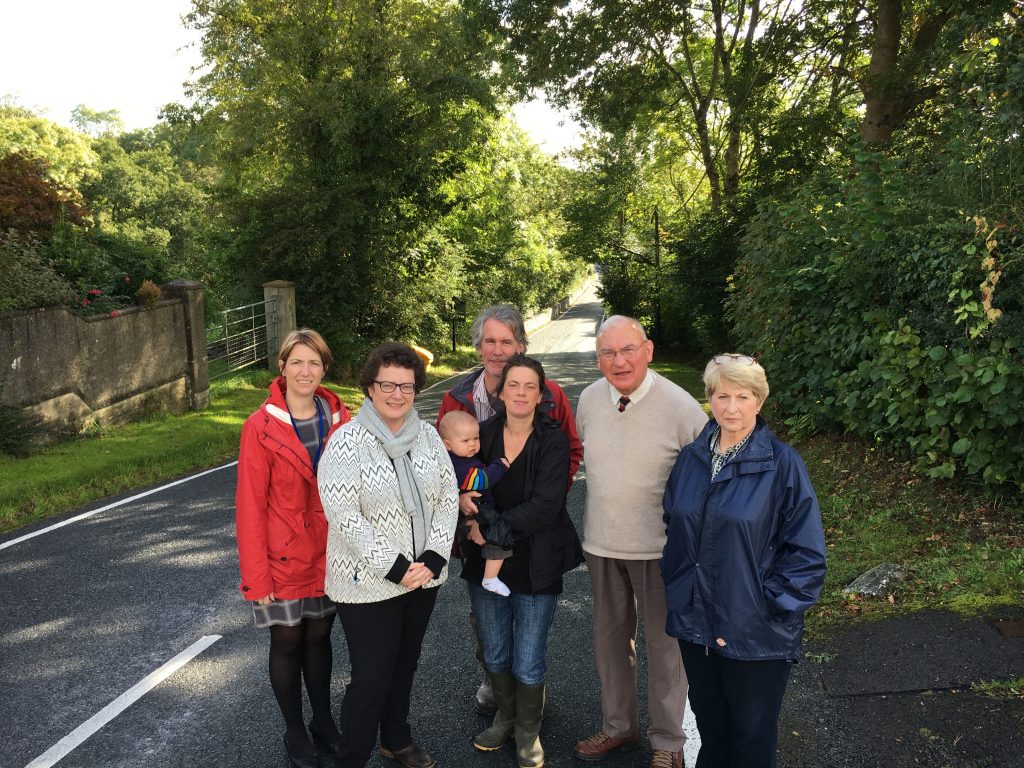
[663,206,753,355]
[730,150,1024,489]
[0,152,88,237]
[0,230,73,312]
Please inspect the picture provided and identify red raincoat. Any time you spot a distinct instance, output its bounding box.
[235,377,351,600]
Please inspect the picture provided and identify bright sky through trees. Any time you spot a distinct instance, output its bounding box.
[0,0,580,153]
[2,1,202,130]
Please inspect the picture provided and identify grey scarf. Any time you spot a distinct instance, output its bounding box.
[356,398,432,558]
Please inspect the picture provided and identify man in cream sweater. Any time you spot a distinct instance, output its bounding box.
[574,315,708,768]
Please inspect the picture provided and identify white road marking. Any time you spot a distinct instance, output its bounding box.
[684,697,701,765]
[0,461,238,552]
[23,635,222,768]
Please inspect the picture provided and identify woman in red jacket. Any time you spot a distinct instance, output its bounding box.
[236,328,352,768]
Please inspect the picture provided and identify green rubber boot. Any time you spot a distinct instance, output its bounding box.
[473,671,517,751]
[514,681,545,768]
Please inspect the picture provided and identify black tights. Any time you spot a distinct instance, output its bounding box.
[269,613,340,754]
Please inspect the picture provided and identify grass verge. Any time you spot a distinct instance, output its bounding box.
[651,359,1024,638]
[972,677,1024,700]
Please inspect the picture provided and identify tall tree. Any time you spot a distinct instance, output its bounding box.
[70,106,125,138]
[481,0,861,212]
[857,0,1005,145]
[434,115,583,316]
[0,105,99,188]
[186,0,501,356]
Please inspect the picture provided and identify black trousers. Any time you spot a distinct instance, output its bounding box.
[334,587,439,768]
[679,641,792,768]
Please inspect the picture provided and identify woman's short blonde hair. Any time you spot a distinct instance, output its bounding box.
[703,354,769,403]
[278,328,332,371]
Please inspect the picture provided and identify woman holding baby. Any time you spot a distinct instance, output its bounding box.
[460,354,584,768]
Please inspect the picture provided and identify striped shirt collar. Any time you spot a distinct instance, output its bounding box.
[472,371,498,421]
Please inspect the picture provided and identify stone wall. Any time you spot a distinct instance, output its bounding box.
[0,280,209,433]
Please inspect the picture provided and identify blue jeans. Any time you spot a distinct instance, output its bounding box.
[469,583,558,685]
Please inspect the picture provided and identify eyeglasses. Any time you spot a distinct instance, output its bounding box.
[598,344,645,362]
[713,354,756,365]
[374,380,415,394]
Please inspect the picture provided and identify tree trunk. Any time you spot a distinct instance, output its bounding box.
[693,112,722,212]
[724,123,741,202]
[859,0,960,145]
[859,0,903,145]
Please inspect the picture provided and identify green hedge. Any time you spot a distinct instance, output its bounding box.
[0,230,73,312]
[729,152,1024,489]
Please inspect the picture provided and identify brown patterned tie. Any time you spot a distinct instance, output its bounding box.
[617,396,630,413]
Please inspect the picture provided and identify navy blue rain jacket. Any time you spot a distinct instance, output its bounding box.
[660,417,826,661]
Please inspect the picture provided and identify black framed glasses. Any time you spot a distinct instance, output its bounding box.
[374,380,415,394]
[713,353,756,365]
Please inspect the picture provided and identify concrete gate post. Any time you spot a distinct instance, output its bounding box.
[162,279,210,410]
[263,280,296,370]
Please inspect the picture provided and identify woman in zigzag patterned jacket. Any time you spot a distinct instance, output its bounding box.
[318,342,459,768]
[235,329,352,768]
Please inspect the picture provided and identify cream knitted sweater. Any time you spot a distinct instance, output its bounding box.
[576,372,708,559]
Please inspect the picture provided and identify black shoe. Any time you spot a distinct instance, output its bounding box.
[379,742,436,768]
[282,733,321,768]
[309,718,341,758]
[474,677,498,716]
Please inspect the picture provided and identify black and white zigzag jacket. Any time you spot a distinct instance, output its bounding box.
[318,419,459,604]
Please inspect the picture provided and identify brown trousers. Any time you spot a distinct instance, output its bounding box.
[586,552,688,751]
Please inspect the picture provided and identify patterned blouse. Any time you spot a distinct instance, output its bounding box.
[709,425,754,481]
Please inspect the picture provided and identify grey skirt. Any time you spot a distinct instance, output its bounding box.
[252,595,336,628]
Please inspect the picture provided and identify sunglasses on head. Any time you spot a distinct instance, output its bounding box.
[713,354,756,366]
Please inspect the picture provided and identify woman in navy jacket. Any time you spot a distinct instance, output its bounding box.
[661,354,826,768]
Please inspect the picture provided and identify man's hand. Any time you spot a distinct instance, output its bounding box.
[459,491,481,516]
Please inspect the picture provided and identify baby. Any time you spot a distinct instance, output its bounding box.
[439,410,512,596]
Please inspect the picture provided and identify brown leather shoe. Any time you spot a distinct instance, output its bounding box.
[650,749,683,768]
[379,742,436,768]
[573,731,641,761]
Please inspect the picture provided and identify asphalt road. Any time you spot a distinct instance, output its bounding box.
[0,284,700,768]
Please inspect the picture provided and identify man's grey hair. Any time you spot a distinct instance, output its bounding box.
[470,304,529,351]
[596,315,648,345]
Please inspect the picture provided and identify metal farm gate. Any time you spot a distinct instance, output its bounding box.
[206,299,278,379]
